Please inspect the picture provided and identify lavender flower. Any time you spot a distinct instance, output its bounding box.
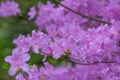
[28,6,36,20]
[5,52,30,76]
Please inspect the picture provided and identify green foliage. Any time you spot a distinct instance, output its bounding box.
[0,17,37,80]
[0,0,39,79]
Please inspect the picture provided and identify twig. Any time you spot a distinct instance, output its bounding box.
[54,0,112,25]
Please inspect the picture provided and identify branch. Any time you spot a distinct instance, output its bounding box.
[68,56,116,65]
[55,0,112,25]
[20,72,28,80]
[112,51,120,54]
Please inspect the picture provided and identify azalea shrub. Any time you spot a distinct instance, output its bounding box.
[1,0,120,80]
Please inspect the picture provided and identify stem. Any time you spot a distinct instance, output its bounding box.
[55,0,112,25]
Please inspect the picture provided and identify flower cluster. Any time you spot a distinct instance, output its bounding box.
[3,0,120,80]
[15,63,120,80]
[5,21,120,79]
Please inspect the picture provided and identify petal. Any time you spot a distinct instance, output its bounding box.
[33,46,39,53]
[22,64,30,72]
[5,56,12,63]
[22,53,30,62]
[53,52,62,59]
[16,73,26,80]
[8,66,17,76]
